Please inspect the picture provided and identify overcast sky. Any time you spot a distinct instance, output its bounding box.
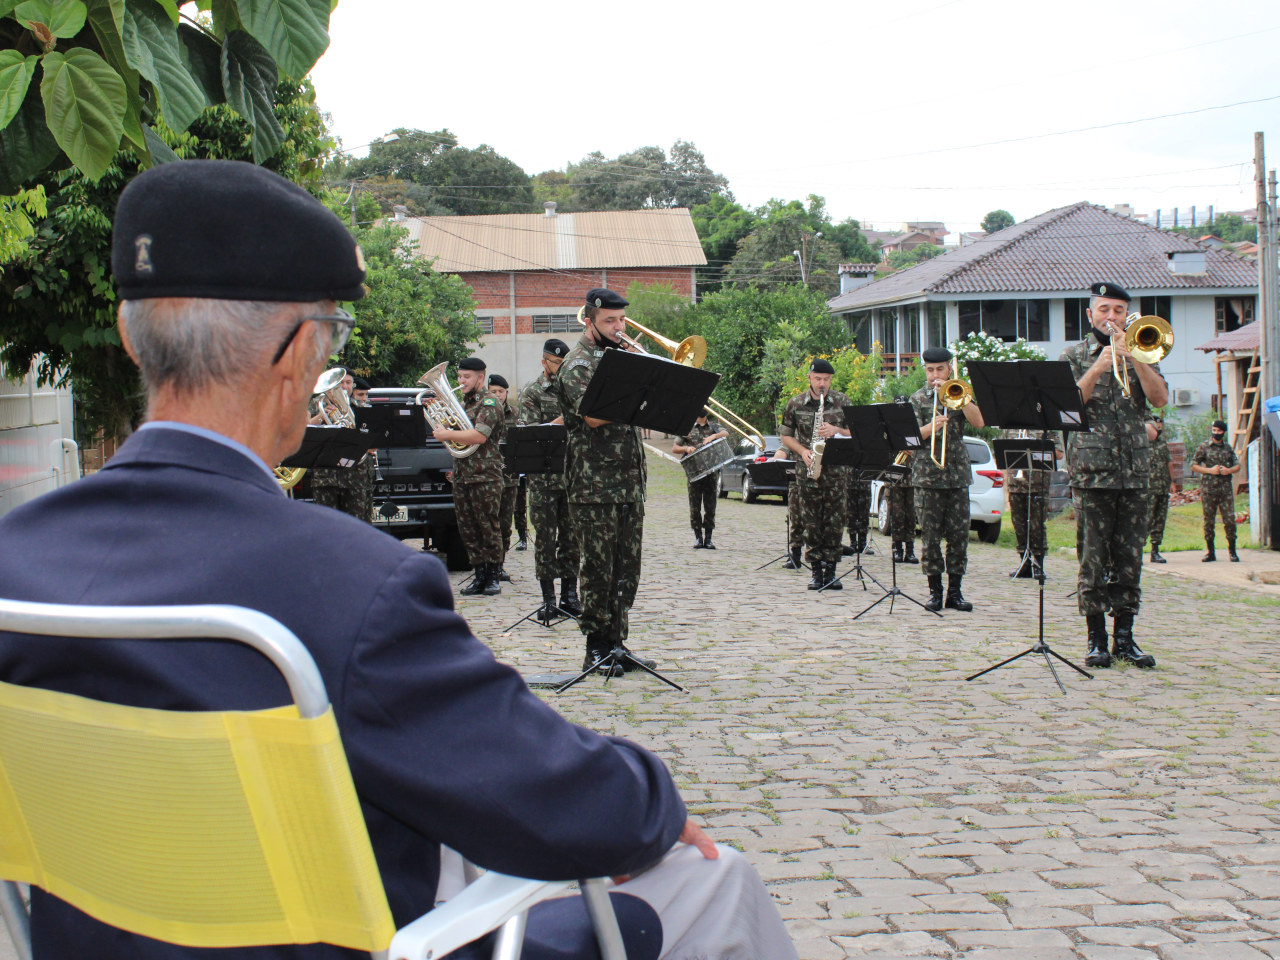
[310,0,1280,235]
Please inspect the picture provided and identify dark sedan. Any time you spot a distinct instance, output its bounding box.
[718,435,790,503]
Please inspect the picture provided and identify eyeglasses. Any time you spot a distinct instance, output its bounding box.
[271,308,356,365]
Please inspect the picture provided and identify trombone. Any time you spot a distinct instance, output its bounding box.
[575,307,763,448]
[1108,314,1174,398]
[930,378,974,468]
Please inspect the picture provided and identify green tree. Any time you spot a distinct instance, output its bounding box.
[981,209,1015,233]
[417,143,533,216]
[562,140,731,211]
[690,193,757,291]
[1169,213,1257,243]
[882,242,945,274]
[0,0,334,191]
[0,183,44,264]
[344,127,457,182]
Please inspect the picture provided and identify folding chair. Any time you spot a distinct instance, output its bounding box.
[0,598,626,960]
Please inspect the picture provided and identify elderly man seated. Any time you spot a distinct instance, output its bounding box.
[0,161,796,960]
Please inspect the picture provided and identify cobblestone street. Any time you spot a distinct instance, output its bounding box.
[454,457,1280,960]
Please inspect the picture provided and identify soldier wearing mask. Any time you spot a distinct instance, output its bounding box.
[1191,419,1241,562]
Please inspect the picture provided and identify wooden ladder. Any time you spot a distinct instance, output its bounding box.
[1232,349,1260,494]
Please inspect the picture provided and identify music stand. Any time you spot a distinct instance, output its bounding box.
[963,361,1092,694]
[280,426,371,470]
[557,352,707,693]
[804,438,871,591]
[749,460,800,570]
[355,402,426,448]
[501,425,577,631]
[993,437,1056,579]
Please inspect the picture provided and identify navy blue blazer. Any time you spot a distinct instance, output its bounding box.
[0,427,683,960]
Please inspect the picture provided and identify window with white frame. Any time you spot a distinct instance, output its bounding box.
[532,314,577,333]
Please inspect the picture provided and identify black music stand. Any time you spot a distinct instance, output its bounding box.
[354,403,421,518]
[750,460,799,571]
[281,426,371,470]
[963,361,1092,694]
[556,352,708,693]
[993,437,1056,580]
[804,438,872,591]
[501,425,577,631]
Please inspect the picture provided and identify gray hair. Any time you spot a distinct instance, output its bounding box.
[120,298,327,394]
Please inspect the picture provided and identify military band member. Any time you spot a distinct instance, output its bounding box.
[308,370,371,521]
[775,447,804,569]
[779,359,852,591]
[890,396,919,565]
[434,357,506,597]
[910,347,984,611]
[514,474,529,551]
[350,375,377,523]
[672,414,729,548]
[1146,413,1171,563]
[1192,419,1241,562]
[554,289,656,674]
[1063,282,1168,668]
[846,476,872,556]
[488,373,519,582]
[1001,427,1059,578]
[517,338,582,621]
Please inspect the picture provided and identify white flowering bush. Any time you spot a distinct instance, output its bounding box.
[950,330,1046,381]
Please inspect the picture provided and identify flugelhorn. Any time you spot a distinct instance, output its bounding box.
[1109,314,1173,398]
[930,378,973,468]
[415,362,481,458]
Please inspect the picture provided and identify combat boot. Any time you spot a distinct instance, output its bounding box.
[892,541,905,563]
[459,567,485,596]
[1149,543,1166,563]
[1112,613,1155,668]
[515,535,528,551]
[784,547,803,569]
[807,562,825,590]
[1011,554,1033,578]
[1202,540,1216,562]
[559,579,582,617]
[842,543,855,556]
[619,646,657,672]
[924,574,944,612]
[818,562,843,591]
[582,636,622,677]
[902,542,919,564]
[692,526,704,549]
[1084,613,1111,668]
[481,563,501,596]
[855,533,868,554]
[1228,538,1240,562]
[703,527,716,550]
[945,575,973,611]
[495,563,511,582]
[538,579,557,622]
[1033,554,1045,579]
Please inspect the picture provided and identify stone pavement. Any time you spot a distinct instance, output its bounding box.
[449,456,1280,960]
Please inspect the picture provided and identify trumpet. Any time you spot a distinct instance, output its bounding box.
[930,378,973,468]
[1107,314,1174,398]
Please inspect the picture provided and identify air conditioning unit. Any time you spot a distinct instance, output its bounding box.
[1173,388,1199,407]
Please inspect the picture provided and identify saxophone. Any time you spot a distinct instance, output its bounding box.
[808,390,826,479]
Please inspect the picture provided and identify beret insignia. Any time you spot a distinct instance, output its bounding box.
[594,298,602,307]
[134,235,154,275]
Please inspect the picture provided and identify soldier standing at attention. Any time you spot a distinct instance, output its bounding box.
[910,347,984,612]
[1062,282,1168,668]
[890,396,919,565]
[773,447,805,569]
[488,373,519,582]
[1002,426,1058,578]
[433,357,506,597]
[1191,419,1241,562]
[672,413,729,549]
[779,359,853,591]
[1145,413,1171,563]
[555,289,656,674]
[517,339,582,621]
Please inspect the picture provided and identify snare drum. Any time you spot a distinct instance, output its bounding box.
[680,436,734,483]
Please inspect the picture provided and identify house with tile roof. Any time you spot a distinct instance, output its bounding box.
[392,202,705,389]
[825,202,1258,420]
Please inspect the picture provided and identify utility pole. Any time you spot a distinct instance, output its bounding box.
[1254,133,1279,548]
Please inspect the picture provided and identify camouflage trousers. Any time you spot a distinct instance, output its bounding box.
[454,479,504,566]
[889,483,916,544]
[1147,474,1169,548]
[1202,487,1237,542]
[499,480,519,553]
[568,500,644,640]
[846,479,871,540]
[687,475,718,531]
[311,463,372,522]
[1010,489,1047,556]
[529,486,580,581]
[788,481,803,551]
[917,486,969,577]
[515,475,528,539]
[797,467,849,565]
[1075,487,1147,617]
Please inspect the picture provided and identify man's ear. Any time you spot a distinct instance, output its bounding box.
[278,320,319,398]
[117,305,140,365]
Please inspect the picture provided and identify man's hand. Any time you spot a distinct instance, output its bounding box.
[817,421,839,439]
[932,414,949,433]
[800,449,814,467]
[679,818,718,860]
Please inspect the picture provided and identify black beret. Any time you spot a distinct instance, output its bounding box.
[921,347,953,363]
[458,357,486,371]
[809,359,835,375]
[585,287,628,309]
[487,374,509,389]
[352,376,370,390]
[543,338,569,357]
[1212,420,1228,431]
[112,160,365,302]
[1090,282,1131,302]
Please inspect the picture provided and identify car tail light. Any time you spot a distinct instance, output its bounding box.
[754,455,768,463]
[976,470,1004,488]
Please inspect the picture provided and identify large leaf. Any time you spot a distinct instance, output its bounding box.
[84,0,130,78]
[14,0,88,38]
[151,0,179,22]
[221,29,281,163]
[0,0,19,16]
[122,0,206,129]
[0,77,61,192]
[0,51,37,130]
[39,47,126,180]
[142,122,178,162]
[178,22,223,105]
[236,0,328,79]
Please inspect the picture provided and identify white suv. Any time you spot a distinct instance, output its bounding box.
[870,436,1005,544]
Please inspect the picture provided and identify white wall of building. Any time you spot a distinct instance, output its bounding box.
[0,360,79,518]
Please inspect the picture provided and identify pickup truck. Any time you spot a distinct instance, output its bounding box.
[366,387,468,570]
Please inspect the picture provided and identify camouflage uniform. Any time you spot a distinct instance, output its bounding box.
[908,386,972,576]
[1146,421,1171,551]
[309,394,371,521]
[1062,338,1161,617]
[1192,438,1238,543]
[846,476,871,546]
[497,401,520,554]
[676,418,725,536]
[554,336,646,642]
[451,387,506,567]
[1001,428,1055,558]
[888,399,916,552]
[780,389,852,566]
[517,372,580,583]
[514,475,528,543]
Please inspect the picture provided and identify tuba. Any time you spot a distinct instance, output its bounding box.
[416,362,481,459]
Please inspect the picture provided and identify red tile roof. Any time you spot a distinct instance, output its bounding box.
[1196,322,1259,353]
